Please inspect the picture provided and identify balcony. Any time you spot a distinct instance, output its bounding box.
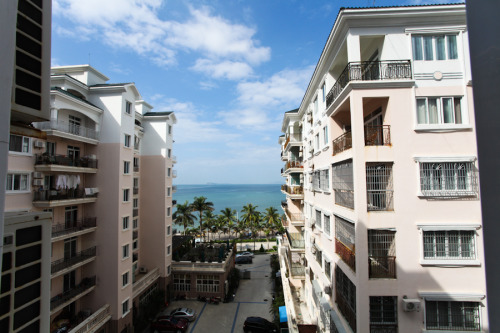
[332,125,391,157]
[52,217,97,240]
[133,187,139,195]
[284,133,302,151]
[133,166,139,172]
[326,60,412,108]
[51,246,97,276]
[369,256,396,279]
[335,290,356,333]
[133,267,160,298]
[285,208,304,226]
[332,132,352,156]
[281,151,288,161]
[33,189,98,208]
[172,170,177,178]
[172,155,177,164]
[281,185,304,199]
[172,185,177,193]
[35,154,98,173]
[69,304,111,333]
[286,231,305,249]
[281,200,287,210]
[133,208,139,217]
[284,160,303,174]
[34,120,99,144]
[281,216,289,227]
[172,199,177,206]
[50,276,97,313]
[335,238,356,272]
[133,230,138,240]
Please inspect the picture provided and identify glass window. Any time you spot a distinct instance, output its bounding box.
[6,174,29,191]
[124,134,131,147]
[125,101,132,114]
[416,97,463,125]
[123,189,130,202]
[425,301,480,331]
[370,296,397,325]
[447,35,458,59]
[124,161,130,174]
[123,217,129,230]
[122,244,129,259]
[423,230,475,260]
[9,135,30,153]
[412,36,423,60]
[412,34,459,61]
[122,272,129,287]
[122,299,129,316]
[419,161,477,197]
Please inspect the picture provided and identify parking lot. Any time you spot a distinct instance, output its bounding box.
[154,253,275,333]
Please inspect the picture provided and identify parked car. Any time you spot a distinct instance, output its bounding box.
[243,317,278,333]
[169,307,196,322]
[150,315,188,333]
[237,251,254,258]
[236,255,253,264]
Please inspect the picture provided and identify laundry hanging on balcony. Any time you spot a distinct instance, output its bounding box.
[56,175,81,189]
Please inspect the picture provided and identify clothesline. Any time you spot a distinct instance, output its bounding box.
[56,175,81,189]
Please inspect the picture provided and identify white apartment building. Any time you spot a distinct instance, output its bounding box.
[279,4,488,333]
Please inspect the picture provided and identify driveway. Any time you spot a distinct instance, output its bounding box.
[156,253,275,333]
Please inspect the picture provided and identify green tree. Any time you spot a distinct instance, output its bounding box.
[202,210,217,241]
[173,201,196,235]
[241,204,261,251]
[263,207,280,249]
[220,207,237,238]
[190,196,214,241]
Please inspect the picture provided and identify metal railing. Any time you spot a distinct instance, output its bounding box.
[285,208,304,223]
[370,324,398,333]
[35,154,98,168]
[326,60,412,108]
[284,133,302,150]
[286,231,305,249]
[281,185,304,195]
[34,120,99,140]
[34,189,98,202]
[365,125,391,146]
[285,160,303,171]
[172,185,178,192]
[332,132,352,156]
[172,170,177,178]
[52,217,97,238]
[290,263,305,277]
[133,166,139,172]
[51,246,97,274]
[335,238,356,272]
[172,155,177,163]
[50,276,97,310]
[369,256,396,279]
[69,304,111,333]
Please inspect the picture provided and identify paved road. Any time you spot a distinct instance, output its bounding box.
[156,253,275,333]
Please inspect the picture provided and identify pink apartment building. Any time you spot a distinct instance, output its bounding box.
[279,4,488,333]
[4,63,176,333]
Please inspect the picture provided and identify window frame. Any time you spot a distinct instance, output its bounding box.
[415,96,467,129]
[124,134,131,148]
[122,216,130,230]
[122,244,130,259]
[423,299,481,332]
[6,172,30,193]
[123,188,130,202]
[123,161,130,174]
[122,298,130,317]
[122,271,129,287]
[412,34,459,61]
[9,134,31,155]
[125,101,132,115]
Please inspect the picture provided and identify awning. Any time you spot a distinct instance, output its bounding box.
[279,306,287,323]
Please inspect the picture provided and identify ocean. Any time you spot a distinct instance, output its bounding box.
[173,184,283,221]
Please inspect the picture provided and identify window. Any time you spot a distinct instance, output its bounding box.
[366,162,394,211]
[68,115,81,135]
[122,272,129,287]
[122,216,129,230]
[335,266,356,331]
[133,198,139,208]
[123,161,130,174]
[168,149,171,158]
[322,83,326,103]
[423,230,476,260]
[133,240,138,250]
[125,101,132,114]
[368,230,396,278]
[315,133,319,151]
[335,215,356,271]
[122,244,129,259]
[9,134,30,153]
[133,157,139,169]
[425,301,480,331]
[324,259,331,279]
[45,142,56,155]
[323,214,331,236]
[167,226,171,235]
[167,168,171,177]
[315,248,322,268]
[332,160,354,209]
[418,160,478,197]
[314,97,318,114]
[124,134,131,148]
[370,296,397,330]
[416,97,463,125]
[6,173,29,192]
[134,135,140,150]
[122,298,130,317]
[167,187,171,196]
[412,35,458,61]
[167,265,171,276]
[123,189,130,202]
[196,274,219,293]
[168,125,172,135]
[167,207,171,216]
[167,245,171,255]
[315,209,322,229]
[133,219,138,229]
[133,177,139,188]
[174,274,191,291]
[323,126,328,145]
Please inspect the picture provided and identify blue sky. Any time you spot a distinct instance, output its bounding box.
[51,0,458,184]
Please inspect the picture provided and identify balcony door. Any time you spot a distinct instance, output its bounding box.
[64,237,77,260]
[364,108,383,146]
[67,146,80,162]
[68,115,81,135]
[65,206,78,229]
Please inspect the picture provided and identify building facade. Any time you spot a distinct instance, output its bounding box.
[279,4,488,333]
[3,64,176,333]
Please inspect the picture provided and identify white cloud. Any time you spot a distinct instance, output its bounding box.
[53,1,270,80]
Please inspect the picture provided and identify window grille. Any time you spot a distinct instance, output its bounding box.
[419,162,478,197]
[370,296,398,333]
[315,248,323,267]
[173,274,191,292]
[425,301,480,331]
[315,210,322,229]
[335,266,356,332]
[368,230,396,279]
[324,260,331,279]
[335,216,355,251]
[324,215,331,236]
[196,274,219,293]
[423,230,476,260]
[332,160,354,209]
[366,162,394,211]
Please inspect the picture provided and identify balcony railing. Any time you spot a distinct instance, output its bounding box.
[335,290,357,333]
[369,256,396,279]
[34,189,98,202]
[172,155,177,163]
[335,238,356,272]
[133,187,139,195]
[285,160,303,171]
[285,208,304,223]
[52,217,97,238]
[172,199,177,205]
[133,166,139,172]
[133,209,139,217]
[281,200,287,209]
[334,189,354,209]
[281,185,303,196]
[364,125,391,146]
[133,253,138,262]
[332,132,352,156]
[69,304,111,333]
[370,324,398,333]
[50,276,97,310]
[133,230,138,240]
[172,185,178,193]
[281,217,289,227]
[284,133,302,150]
[172,170,177,178]
[286,231,305,249]
[34,120,99,140]
[290,263,305,277]
[35,154,98,168]
[51,247,97,274]
[326,60,412,108]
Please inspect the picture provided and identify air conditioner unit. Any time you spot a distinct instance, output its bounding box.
[32,172,43,179]
[33,179,43,186]
[139,267,148,273]
[324,286,332,294]
[33,140,44,148]
[402,299,421,312]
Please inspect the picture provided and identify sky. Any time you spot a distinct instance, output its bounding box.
[51,0,459,185]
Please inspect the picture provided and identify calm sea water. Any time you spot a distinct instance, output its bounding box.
[173,184,283,220]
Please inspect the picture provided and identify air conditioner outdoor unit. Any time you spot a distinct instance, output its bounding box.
[324,286,332,294]
[34,140,44,148]
[32,172,43,179]
[33,179,43,186]
[139,267,148,273]
[402,299,421,312]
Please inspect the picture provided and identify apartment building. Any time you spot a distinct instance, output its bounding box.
[279,4,488,333]
[3,64,177,333]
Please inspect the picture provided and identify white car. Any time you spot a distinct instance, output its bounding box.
[236,251,254,258]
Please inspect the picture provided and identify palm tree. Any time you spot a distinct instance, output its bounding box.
[220,207,237,239]
[263,207,280,250]
[190,196,214,241]
[241,204,260,251]
[203,210,217,241]
[173,201,196,235]
[215,215,227,240]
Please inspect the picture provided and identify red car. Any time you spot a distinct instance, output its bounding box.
[150,315,189,333]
